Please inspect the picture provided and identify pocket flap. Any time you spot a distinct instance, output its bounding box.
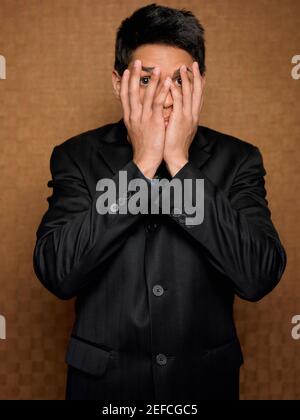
[65,336,111,377]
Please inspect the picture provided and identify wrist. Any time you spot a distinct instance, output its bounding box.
[133,158,160,179]
[164,156,189,177]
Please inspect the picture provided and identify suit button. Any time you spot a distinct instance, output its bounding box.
[146,222,160,233]
[110,202,119,213]
[152,284,164,296]
[156,353,167,365]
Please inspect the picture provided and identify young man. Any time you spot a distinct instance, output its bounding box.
[33,3,286,400]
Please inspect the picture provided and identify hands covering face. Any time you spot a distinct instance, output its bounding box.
[119,59,205,178]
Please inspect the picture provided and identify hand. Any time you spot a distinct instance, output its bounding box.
[120,59,172,179]
[163,61,205,177]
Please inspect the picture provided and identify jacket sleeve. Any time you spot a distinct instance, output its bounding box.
[33,145,150,300]
[164,146,287,302]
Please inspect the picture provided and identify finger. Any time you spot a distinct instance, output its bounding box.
[191,61,202,119]
[142,66,161,117]
[152,76,166,102]
[128,59,142,118]
[169,81,182,115]
[180,64,192,114]
[152,77,172,117]
[120,68,131,122]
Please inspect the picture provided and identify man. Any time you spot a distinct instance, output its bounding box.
[33,3,286,400]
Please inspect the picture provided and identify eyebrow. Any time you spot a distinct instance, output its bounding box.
[141,65,192,78]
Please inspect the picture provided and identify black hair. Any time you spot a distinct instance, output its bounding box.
[114,3,206,77]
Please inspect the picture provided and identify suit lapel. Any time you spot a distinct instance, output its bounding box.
[97,117,212,176]
[97,118,133,175]
[188,128,211,170]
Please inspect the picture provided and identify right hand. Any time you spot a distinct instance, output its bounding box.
[120,59,172,179]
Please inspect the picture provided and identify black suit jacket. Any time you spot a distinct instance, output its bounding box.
[33,118,286,400]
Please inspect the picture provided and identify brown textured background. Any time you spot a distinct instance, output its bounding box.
[0,0,299,400]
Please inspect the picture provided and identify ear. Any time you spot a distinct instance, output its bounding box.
[112,70,121,101]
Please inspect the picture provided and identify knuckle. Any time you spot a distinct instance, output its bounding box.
[141,109,150,119]
[129,113,139,123]
[128,87,136,95]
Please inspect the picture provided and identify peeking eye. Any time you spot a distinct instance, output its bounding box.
[175,77,182,86]
[139,76,183,87]
[139,76,150,86]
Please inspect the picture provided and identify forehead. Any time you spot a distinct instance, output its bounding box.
[131,44,193,70]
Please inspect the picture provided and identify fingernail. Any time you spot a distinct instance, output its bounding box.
[134,59,140,68]
[153,67,160,75]
[181,64,186,72]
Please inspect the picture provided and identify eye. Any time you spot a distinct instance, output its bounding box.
[175,77,182,86]
[139,76,183,87]
[139,76,150,86]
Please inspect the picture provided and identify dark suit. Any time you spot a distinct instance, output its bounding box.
[33,118,286,400]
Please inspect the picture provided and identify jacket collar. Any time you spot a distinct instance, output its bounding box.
[97,117,212,176]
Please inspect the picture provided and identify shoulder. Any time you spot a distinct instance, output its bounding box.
[52,121,117,160]
[198,126,266,185]
[200,125,259,159]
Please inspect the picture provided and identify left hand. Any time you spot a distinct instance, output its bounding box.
[164,61,205,176]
